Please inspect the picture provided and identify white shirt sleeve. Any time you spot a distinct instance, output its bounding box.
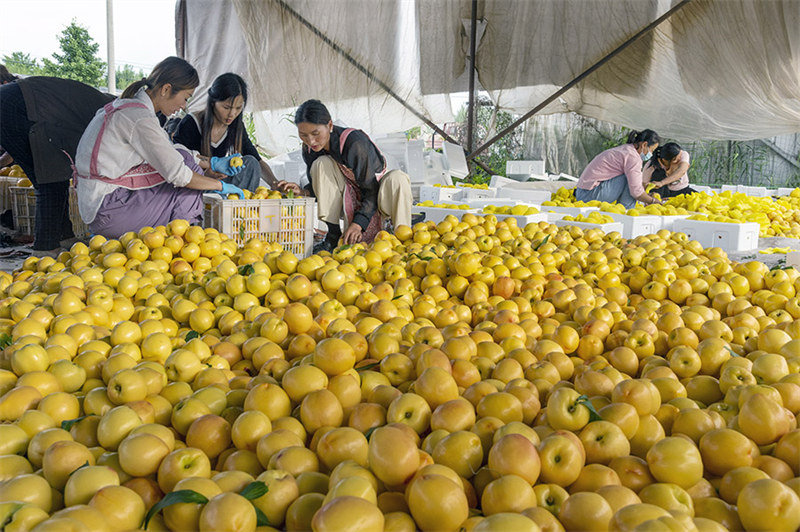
[128,117,193,187]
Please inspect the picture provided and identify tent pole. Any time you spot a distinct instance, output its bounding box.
[272,0,495,175]
[466,0,478,154]
[467,0,693,162]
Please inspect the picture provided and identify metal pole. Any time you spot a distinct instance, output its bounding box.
[466,0,478,154]
[467,0,693,161]
[106,0,115,93]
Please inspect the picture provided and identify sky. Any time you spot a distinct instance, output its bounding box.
[0,0,176,73]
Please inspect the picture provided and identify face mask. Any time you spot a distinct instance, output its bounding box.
[641,152,652,162]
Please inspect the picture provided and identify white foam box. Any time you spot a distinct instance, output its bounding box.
[777,187,796,197]
[540,206,600,216]
[506,160,545,177]
[443,141,470,181]
[658,214,691,231]
[787,251,800,268]
[692,185,713,194]
[545,212,567,222]
[671,219,760,252]
[489,212,549,226]
[419,185,463,203]
[413,206,479,224]
[554,219,624,235]
[603,213,661,238]
[464,198,525,208]
[721,185,738,193]
[741,186,770,197]
[456,183,496,199]
[495,187,552,204]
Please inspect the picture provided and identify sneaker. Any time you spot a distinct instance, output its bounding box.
[312,238,337,255]
[411,213,426,225]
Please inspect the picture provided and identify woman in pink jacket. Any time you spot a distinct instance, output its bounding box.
[575,129,662,208]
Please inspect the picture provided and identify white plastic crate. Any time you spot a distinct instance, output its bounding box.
[413,206,479,224]
[671,219,759,252]
[495,188,552,204]
[540,206,600,216]
[603,213,661,238]
[657,214,691,231]
[202,195,316,257]
[554,219,624,235]
[419,185,462,203]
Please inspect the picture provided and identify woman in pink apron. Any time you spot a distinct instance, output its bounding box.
[278,99,412,253]
[74,57,243,239]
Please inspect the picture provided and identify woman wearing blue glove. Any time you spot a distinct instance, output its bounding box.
[74,57,244,238]
[172,73,278,192]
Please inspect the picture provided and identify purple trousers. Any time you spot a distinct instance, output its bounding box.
[88,149,204,239]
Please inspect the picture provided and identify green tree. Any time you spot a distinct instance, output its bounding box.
[2,52,41,76]
[41,20,106,86]
[114,64,145,92]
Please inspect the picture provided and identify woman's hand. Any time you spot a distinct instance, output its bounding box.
[650,181,663,187]
[277,181,303,195]
[342,223,363,245]
[205,169,227,179]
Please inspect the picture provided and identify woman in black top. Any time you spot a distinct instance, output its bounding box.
[172,73,278,191]
[280,99,412,251]
[0,73,114,254]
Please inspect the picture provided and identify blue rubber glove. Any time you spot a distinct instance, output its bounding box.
[210,154,244,176]
[217,181,245,199]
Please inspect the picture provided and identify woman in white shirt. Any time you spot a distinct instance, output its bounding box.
[642,142,695,198]
[74,57,243,238]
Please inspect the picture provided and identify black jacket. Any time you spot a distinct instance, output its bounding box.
[17,77,114,184]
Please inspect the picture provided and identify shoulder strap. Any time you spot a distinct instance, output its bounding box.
[338,128,356,156]
[90,101,149,177]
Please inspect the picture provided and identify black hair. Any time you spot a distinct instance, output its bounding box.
[649,142,682,177]
[294,99,331,125]
[654,142,681,162]
[0,64,18,84]
[626,129,661,147]
[200,73,248,157]
[121,56,199,99]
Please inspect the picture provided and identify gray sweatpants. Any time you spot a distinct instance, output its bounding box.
[225,155,262,192]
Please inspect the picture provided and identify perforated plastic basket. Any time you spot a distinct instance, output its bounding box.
[0,177,19,213]
[202,195,316,257]
[10,185,89,239]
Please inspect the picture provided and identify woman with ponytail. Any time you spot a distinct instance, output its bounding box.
[575,129,662,208]
[642,142,694,198]
[172,73,278,192]
[74,57,245,238]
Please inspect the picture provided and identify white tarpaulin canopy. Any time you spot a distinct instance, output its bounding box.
[176,0,800,155]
